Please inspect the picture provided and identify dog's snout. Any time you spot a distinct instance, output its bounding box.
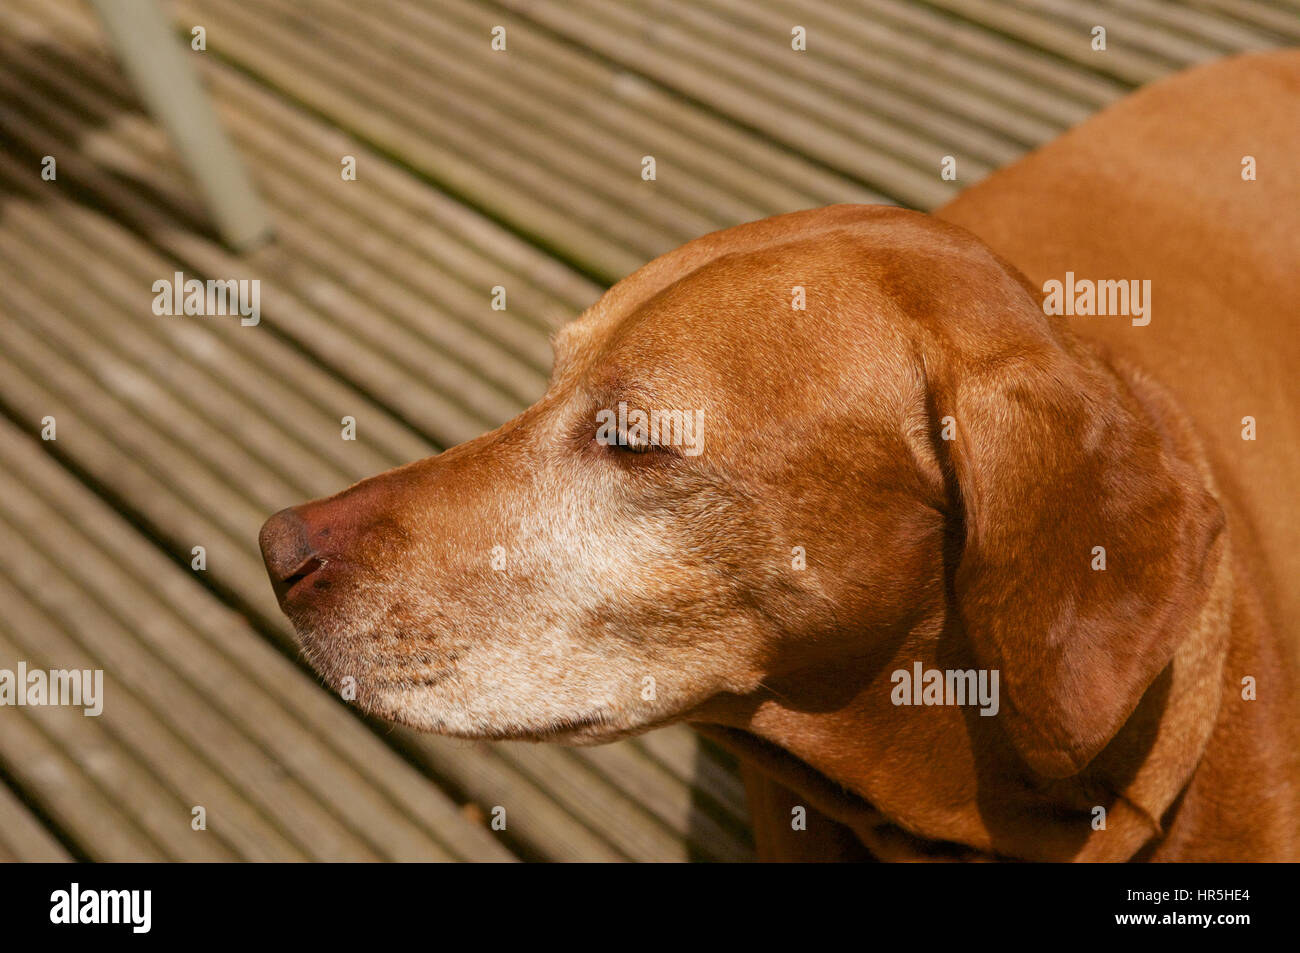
[259,506,322,600]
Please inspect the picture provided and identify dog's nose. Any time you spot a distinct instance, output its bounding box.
[259,506,322,601]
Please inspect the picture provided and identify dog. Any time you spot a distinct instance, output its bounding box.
[259,51,1300,861]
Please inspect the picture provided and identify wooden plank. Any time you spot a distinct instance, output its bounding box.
[0,47,538,433]
[914,0,1285,80]
[495,0,955,208]
[396,741,632,862]
[201,57,600,334]
[612,0,1029,166]
[10,0,600,414]
[0,421,521,861]
[175,0,665,279]
[285,0,779,229]
[1088,0,1288,49]
[635,732,750,827]
[0,16,512,446]
[557,742,752,862]
[695,0,1087,138]
[0,440,438,861]
[0,653,167,863]
[909,0,1176,84]
[0,779,73,863]
[999,0,1245,62]
[0,623,241,862]
[0,711,165,861]
[0,586,312,862]
[384,0,881,210]
[1186,0,1300,42]
[840,0,1127,108]
[166,0,881,277]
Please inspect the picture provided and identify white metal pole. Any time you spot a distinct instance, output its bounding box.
[89,0,272,251]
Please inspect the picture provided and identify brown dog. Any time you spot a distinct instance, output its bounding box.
[259,51,1300,861]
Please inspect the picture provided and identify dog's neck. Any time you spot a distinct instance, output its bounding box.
[695,356,1253,861]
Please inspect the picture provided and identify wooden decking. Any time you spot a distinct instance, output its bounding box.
[0,0,1293,861]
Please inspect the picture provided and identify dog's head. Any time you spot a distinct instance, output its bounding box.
[260,206,1221,787]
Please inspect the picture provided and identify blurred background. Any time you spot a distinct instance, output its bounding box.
[0,0,1293,862]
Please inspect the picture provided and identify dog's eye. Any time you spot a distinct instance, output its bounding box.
[591,424,654,454]
[589,429,658,460]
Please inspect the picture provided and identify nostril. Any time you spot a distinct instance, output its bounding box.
[281,554,326,591]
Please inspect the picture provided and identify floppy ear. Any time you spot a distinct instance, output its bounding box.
[934,316,1224,779]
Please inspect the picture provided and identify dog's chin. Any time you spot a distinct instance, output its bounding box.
[346,681,686,747]
[290,625,708,745]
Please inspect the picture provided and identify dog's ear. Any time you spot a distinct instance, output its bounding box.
[931,309,1224,779]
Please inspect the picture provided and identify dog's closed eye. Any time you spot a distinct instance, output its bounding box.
[587,428,682,469]
[613,430,652,454]
[589,404,670,456]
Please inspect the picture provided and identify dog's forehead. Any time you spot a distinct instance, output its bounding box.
[558,206,978,353]
[612,243,910,369]
[548,209,992,413]
[550,262,920,440]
